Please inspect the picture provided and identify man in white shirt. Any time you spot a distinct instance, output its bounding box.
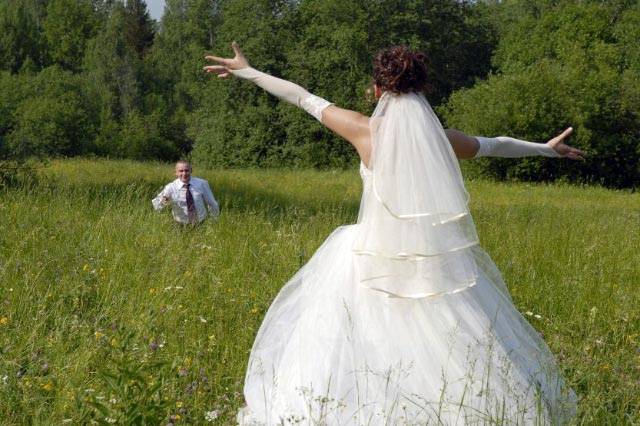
[152,161,220,224]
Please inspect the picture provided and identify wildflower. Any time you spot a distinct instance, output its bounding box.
[105,417,117,424]
[149,288,157,295]
[109,398,117,404]
[199,316,207,323]
[534,314,542,320]
[83,264,90,272]
[2,375,8,385]
[41,382,53,391]
[94,331,104,340]
[176,401,184,408]
[204,410,220,422]
[525,311,533,316]
[0,317,8,326]
[250,307,259,314]
[62,419,73,423]
[178,367,188,377]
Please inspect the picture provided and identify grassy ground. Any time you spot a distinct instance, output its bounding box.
[0,159,638,425]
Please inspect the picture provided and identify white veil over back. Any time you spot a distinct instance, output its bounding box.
[353,92,483,298]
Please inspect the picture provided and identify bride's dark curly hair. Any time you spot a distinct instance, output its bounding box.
[373,46,428,94]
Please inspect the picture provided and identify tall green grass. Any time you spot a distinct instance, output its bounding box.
[0,159,638,424]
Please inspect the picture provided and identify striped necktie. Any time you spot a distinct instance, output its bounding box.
[185,183,196,223]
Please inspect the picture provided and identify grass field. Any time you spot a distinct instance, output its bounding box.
[0,159,639,425]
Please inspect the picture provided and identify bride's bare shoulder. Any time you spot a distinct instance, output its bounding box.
[320,105,372,163]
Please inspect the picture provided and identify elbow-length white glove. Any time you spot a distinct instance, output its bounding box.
[474,136,560,158]
[232,67,332,122]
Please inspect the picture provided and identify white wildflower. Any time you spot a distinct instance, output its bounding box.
[1,375,7,385]
[205,410,220,422]
[105,417,117,424]
[525,311,533,316]
[109,398,117,404]
[199,316,208,323]
[534,314,542,319]
[62,419,73,423]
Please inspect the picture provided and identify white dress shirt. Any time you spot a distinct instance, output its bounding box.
[152,177,220,224]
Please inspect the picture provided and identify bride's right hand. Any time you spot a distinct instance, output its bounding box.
[203,42,249,78]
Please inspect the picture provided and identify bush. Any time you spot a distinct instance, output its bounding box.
[441,1,640,188]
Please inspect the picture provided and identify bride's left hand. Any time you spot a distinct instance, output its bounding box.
[203,41,249,78]
[546,127,585,160]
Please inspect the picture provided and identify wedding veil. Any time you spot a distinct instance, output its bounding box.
[353,92,482,299]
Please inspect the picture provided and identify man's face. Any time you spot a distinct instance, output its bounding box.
[175,163,192,183]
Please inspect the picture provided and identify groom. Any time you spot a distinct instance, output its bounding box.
[152,160,220,225]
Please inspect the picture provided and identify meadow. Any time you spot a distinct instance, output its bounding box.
[0,159,638,425]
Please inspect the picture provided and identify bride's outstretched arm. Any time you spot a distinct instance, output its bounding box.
[445,128,585,160]
[204,42,372,164]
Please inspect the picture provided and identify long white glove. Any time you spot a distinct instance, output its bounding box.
[232,67,332,122]
[475,136,560,158]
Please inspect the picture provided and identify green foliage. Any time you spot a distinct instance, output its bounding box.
[8,66,95,158]
[442,0,640,188]
[117,111,179,160]
[123,0,156,59]
[76,330,171,424]
[43,0,98,72]
[0,0,47,72]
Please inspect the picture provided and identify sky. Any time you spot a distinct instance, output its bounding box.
[146,0,166,21]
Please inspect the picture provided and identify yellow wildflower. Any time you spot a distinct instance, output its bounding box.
[0,317,8,326]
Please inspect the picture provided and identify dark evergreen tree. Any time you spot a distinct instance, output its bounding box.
[123,0,156,59]
[0,0,48,72]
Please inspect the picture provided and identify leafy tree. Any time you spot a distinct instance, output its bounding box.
[123,0,156,59]
[0,0,48,72]
[442,0,640,188]
[6,66,94,158]
[43,0,98,71]
[83,1,144,153]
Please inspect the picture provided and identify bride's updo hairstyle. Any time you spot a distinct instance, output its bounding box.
[373,46,428,94]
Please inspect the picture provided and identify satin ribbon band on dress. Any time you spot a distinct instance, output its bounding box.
[371,175,471,223]
[352,239,480,260]
[359,279,478,299]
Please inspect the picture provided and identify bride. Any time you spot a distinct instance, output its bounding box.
[205,43,582,425]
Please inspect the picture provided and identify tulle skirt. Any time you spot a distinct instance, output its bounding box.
[238,225,576,425]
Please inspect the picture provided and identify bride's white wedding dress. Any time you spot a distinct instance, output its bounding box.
[238,93,576,425]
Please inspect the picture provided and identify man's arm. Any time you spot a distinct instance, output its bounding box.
[201,181,220,217]
[152,185,172,210]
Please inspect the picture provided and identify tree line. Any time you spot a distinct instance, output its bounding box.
[0,0,638,188]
